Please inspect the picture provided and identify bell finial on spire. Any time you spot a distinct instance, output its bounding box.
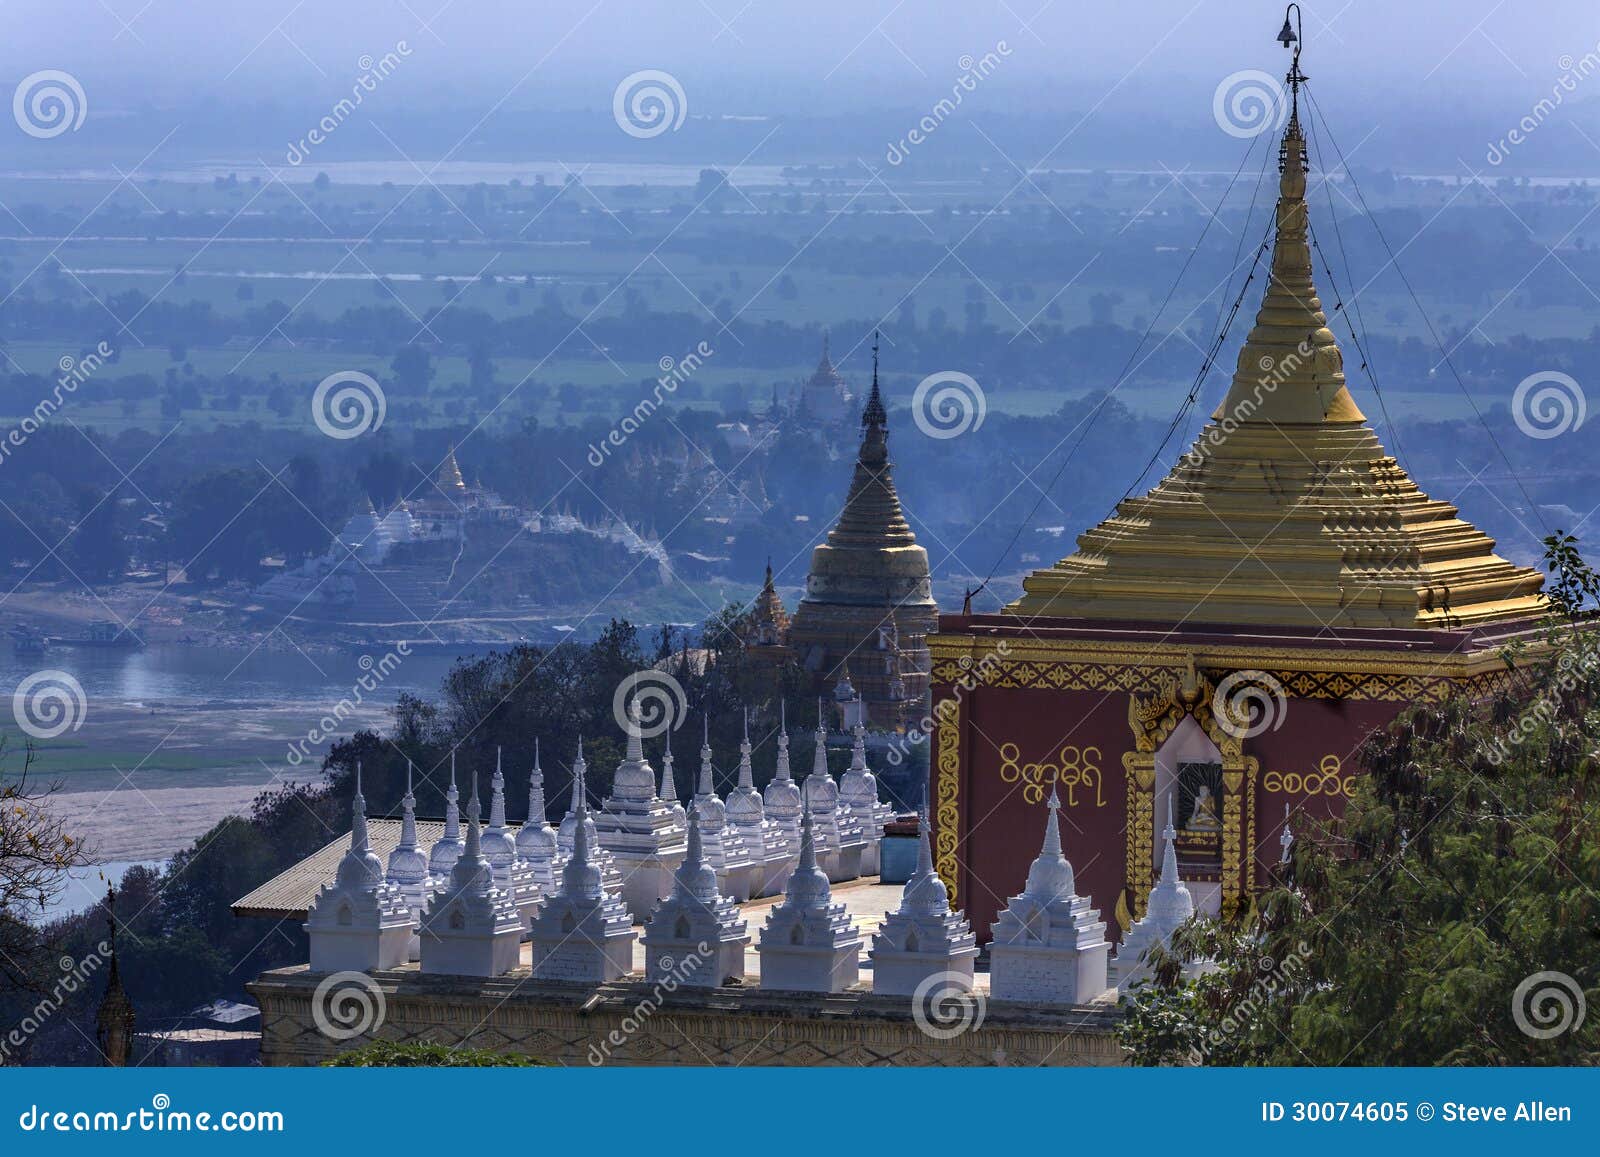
[350,761,371,852]
[660,730,677,802]
[698,719,715,796]
[399,759,418,851]
[1280,802,1295,864]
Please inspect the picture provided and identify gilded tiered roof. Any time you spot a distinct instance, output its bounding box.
[1010,112,1545,631]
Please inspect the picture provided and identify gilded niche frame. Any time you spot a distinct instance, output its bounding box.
[1119,660,1259,928]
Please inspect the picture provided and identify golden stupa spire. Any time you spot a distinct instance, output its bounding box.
[437,445,468,495]
[1008,12,1545,631]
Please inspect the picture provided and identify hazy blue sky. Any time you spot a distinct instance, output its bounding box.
[6,0,1599,104]
[4,1,1600,170]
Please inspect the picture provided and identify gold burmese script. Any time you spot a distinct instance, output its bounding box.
[997,742,1106,807]
[1263,753,1355,799]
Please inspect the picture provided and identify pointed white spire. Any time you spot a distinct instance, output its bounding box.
[698,717,715,796]
[443,749,461,841]
[737,709,755,790]
[490,747,507,830]
[1280,803,1294,864]
[775,703,792,779]
[350,761,370,853]
[811,711,829,780]
[675,806,718,903]
[660,732,677,802]
[562,742,603,901]
[1023,787,1075,901]
[1161,793,1180,884]
[398,760,418,852]
[527,738,546,823]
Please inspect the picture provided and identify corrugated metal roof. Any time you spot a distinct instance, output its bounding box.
[231,818,475,920]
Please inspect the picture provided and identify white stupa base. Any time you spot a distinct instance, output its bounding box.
[825,843,864,884]
[869,949,978,997]
[531,932,637,984]
[644,936,749,988]
[757,941,862,994]
[309,923,412,974]
[419,928,523,978]
[716,863,758,903]
[989,941,1111,1005]
[610,853,683,923]
[858,838,882,877]
[753,853,795,899]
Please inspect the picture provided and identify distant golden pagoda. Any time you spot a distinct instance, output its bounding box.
[437,446,469,497]
[750,562,791,645]
[1009,105,1544,631]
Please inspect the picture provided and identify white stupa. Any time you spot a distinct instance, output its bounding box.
[427,751,465,878]
[418,772,522,977]
[530,749,638,984]
[306,764,414,972]
[761,704,802,895]
[757,800,863,993]
[384,760,433,961]
[515,739,559,896]
[839,723,894,875]
[641,807,749,988]
[1112,794,1205,990]
[594,698,687,921]
[380,501,415,545]
[801,711,864,883]
[868,809,977,995]
[690,719,760,902]
[481,748,542,929]
[724,710,790,898]
[556,741,623,893]
[988,788,1110,1005]
[660,733,686,829]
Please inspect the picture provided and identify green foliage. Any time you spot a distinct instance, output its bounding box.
[324,1040,543,1067]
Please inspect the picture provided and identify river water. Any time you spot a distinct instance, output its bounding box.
[3,641,487,915]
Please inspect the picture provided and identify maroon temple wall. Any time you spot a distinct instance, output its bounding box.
[930,677,1411,945]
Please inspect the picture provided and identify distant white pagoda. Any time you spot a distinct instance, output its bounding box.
[530,747,638,984]
[594,698,687,921]
[1113,795,1208,990]
[690,719,760,902]
[557,741,623,894]
[384,760,433,961]
[481,748,542,930]
[839,723,893,875]
[761,704,803,895]
[988,788,1110,1005]
[419,772,523,978]
[868,809,977,995]
[801,712,864,883]
[641,807,749,988]
[725,710,790,898]
[514,739,558,896]
[306,764,413,973]
[427,751,465,878]
[757,801,863,993]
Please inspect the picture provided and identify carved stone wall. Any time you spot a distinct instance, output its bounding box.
[249,967,1126,1067]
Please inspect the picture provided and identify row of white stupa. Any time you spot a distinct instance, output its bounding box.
[305,708,1226,1002]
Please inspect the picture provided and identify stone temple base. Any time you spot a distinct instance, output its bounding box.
[248,966,1124,1067]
